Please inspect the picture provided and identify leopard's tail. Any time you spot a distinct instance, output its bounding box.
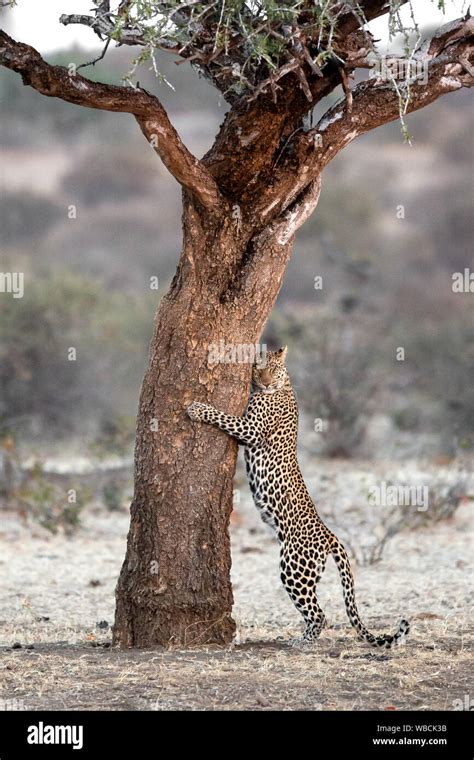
[330,538,409,649]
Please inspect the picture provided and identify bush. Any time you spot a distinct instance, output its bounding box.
[101,480,127,512]
[0,267,154,439]
[42,203,180,292]
[392,317,474,454]
[92,415,136,458]
[61,147,159,205]
[358,475,470,566]
[0,192,62,245]
[266,311,379,458]
[17,463,88,537]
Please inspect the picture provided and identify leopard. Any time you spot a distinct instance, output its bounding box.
[187,346,409,648]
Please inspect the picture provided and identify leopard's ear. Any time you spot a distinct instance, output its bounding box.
[277,346,288,362]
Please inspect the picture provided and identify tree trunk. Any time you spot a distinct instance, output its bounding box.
[113,191,297,647]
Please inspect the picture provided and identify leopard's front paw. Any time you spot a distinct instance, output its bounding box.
[187,401,208,422]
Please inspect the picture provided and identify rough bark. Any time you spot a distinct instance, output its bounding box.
[113,194,300,646]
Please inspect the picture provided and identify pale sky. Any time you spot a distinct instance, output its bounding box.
[1,0,466,53]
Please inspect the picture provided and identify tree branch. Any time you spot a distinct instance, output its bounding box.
[310,14,474,171]
[58,1,405,106]
[204,2,408,200]
[55,1,409,206]
[59,11,179,51]
[253,14,473,225]
[0,29,224,210]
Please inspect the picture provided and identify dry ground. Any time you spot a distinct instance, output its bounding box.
[0,458,472,711]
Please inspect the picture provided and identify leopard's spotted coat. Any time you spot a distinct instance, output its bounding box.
[188,347,409,647]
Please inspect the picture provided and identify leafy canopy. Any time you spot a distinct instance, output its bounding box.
[56,1,445,102]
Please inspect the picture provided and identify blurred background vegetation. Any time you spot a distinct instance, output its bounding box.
[0,40,472,462]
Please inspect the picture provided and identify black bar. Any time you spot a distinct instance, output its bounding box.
[0,710,471,758]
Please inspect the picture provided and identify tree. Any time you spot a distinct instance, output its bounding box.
[1,1,472,647]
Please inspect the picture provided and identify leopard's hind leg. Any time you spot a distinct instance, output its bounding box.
[280,541,329,642]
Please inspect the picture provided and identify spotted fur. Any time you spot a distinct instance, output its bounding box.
[187,347,409,648]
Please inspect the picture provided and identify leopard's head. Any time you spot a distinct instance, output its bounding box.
[252,346,288,393]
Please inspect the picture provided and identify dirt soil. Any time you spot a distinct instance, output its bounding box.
[0,458,472,711]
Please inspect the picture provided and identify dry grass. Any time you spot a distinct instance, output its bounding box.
[1,628,471,711]
[0,458,472,711]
